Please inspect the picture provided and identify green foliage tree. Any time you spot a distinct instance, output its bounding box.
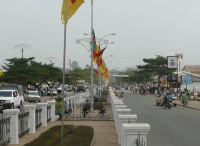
[0,57,62,89]
[137,55,175,88]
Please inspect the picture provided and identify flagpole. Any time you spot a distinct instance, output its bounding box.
[90,0,94,111]
[61,0,68,143]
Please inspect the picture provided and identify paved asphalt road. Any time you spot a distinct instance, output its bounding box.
[122,89,200,146]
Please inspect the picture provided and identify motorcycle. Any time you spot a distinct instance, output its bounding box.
[163,98,172,109]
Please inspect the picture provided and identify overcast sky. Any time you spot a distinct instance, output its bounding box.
[0,0,200,71]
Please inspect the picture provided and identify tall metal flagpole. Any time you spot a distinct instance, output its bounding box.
[61,0,68,142]
[90,0,94,111]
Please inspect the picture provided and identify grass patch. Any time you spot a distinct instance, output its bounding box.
[24,125,94,146]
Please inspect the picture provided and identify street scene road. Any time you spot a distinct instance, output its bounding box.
[123,89,200,146]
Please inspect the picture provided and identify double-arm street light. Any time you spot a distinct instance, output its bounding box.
[14,44,31,58]
[76,33,115,111]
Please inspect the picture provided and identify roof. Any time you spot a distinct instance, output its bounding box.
[0,90,16,92]
[182,65,200,75]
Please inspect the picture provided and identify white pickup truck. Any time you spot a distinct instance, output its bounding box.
[0,90,24,112]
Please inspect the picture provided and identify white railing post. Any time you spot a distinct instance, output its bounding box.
[115,109,131,133]
[37,103,48,127]
[3,109,20,144]
[23,105,37,133]
[121,123,151,146]
[47,100,56,121]
[118,114,137,145]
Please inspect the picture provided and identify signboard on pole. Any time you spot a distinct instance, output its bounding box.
[167,56,178,68]
[181,75,193,85]
[167,74,177,82]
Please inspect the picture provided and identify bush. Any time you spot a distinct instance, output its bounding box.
[24,125,94,146]
[93,102,103,110]
[83,102,90,110]
[24,125,75,146]
[94,97,106,103]
[61,126,94,146]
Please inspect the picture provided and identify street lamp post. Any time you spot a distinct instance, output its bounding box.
[45,57,57,64]
[76,33,115,110]
[14,44,31,58]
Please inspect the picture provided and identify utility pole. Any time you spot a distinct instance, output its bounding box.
[45,57,57,64]
[14,44,31,58]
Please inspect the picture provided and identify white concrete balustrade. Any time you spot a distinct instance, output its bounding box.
[2,92,88,144]
[108,88,151,146]
[118,114,137,145]
[121,123,151,146]
[115,109,131,133]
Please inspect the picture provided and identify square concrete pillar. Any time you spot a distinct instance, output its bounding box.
[37,103,48,127]
[121,123,151,146]
[115,109,131,133]
[118,114,137,145]
[47,100,56,121]
[3,109,20,144]
[23,105,37,133]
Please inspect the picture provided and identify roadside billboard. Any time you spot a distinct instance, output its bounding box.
[181,75,193,85]
[167,56,178,69]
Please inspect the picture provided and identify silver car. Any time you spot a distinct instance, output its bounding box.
[24,91,41,102]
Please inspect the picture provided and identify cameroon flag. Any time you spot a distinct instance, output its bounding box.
[61,0,84,24]
[96,58,106,73]
[93,68,99,77]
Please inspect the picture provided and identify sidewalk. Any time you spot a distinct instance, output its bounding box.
[8,98,118,146]
[149,93,200,111]
[177,99,200,111]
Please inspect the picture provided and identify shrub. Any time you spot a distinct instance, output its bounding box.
[93,102,103,110]
[24,125,94,146]
[83,102,90,110]
[24,125,74,146]
[61,126,94,146]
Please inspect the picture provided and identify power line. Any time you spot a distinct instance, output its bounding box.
[110,44,200,60]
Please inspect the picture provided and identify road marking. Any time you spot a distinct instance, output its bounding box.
[167,113,173,117]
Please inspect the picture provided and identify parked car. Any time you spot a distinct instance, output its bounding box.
[52,88,57,96]
[0,90,23,112]
[0,84,25,103]
[24,91,41,102]
[156,93,177,107]
[66,86,72,92]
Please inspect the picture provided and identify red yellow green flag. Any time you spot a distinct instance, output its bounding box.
[93,47,106,61]
[93,68,99,77]
[61,0,84,24]
[96,58,106,73]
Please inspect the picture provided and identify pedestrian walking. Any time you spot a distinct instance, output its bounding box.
[182,91,187,107]
[178,89,182,102]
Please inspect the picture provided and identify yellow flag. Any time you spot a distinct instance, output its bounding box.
[61,0,84,24]
[0,71,2,77]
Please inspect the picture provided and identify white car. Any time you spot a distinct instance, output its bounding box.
[0,90,23,112]
[24,91,41,102]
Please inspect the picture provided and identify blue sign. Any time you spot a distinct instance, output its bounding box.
[181,75,193,85]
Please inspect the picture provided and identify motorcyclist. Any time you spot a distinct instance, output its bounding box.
[55,88,63,119]
[167,92,173,101]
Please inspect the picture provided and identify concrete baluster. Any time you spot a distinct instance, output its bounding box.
[47,100,56,121]
[3,109,20,144]
[115,109,131,133]
[37,103,48,127]
[118,114,137,145]
[121,123,151,146]
[23,105,37,133]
